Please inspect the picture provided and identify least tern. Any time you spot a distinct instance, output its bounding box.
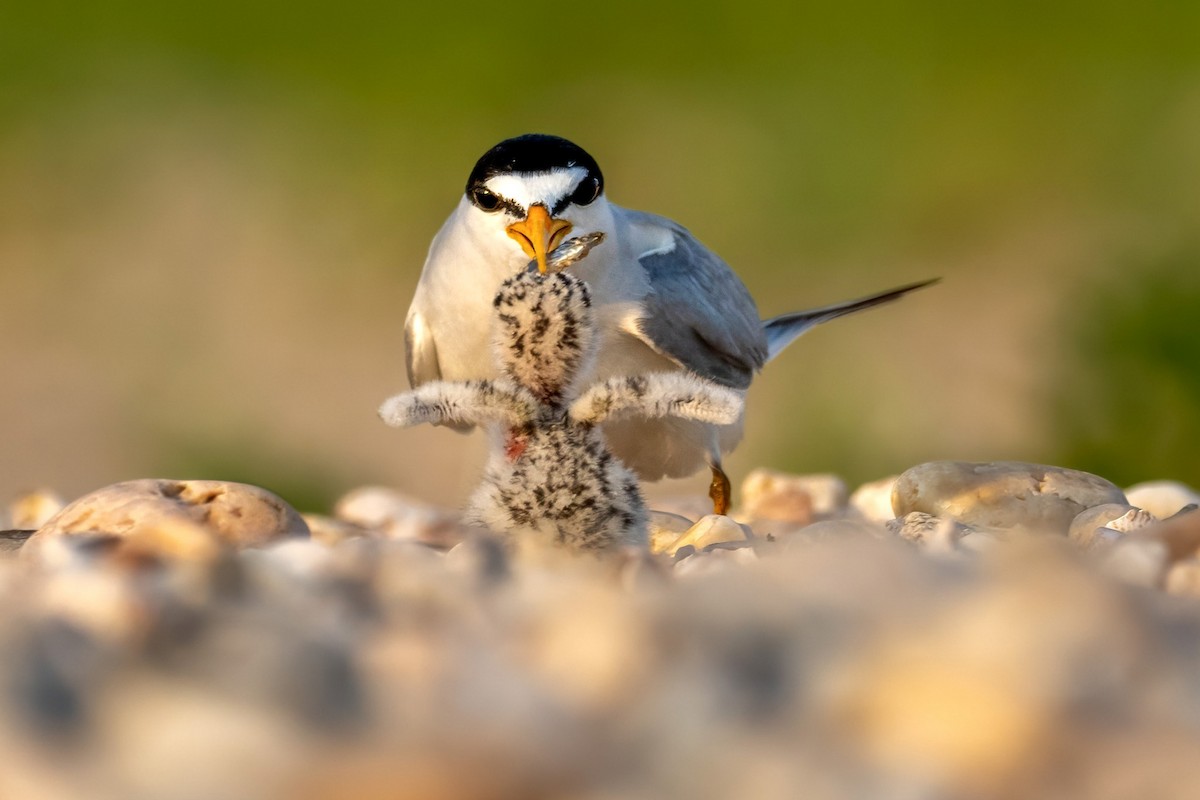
[404,133,934,513]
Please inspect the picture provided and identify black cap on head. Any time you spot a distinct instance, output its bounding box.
[466,134,604,197]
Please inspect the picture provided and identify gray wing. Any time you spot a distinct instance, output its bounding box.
[626,210,768,390]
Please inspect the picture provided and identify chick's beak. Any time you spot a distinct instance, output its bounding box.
[506,204,573,273]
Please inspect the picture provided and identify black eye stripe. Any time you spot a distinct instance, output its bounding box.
[470,172,600,217]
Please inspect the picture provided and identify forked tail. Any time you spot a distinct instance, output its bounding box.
[762,278,939,362]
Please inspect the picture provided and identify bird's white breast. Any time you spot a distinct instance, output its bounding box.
[411,197,669,385]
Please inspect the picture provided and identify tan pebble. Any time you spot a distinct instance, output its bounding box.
[742,468,845,520]
[647,510,695,555]
[302,513,371,546]
[1125,480,1200,519]
[1165,559,1200,597]
[665,514,748,556]
[334,486,465,548]
[25,479,308,564]
[893,461,1126,534]
[7,488,64,529]
[849,475,899,523]
[1068,504,1156,550]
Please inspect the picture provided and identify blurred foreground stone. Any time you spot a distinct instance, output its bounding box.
[0,469,1198,800]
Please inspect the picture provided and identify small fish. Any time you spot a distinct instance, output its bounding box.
[526,232,606,274]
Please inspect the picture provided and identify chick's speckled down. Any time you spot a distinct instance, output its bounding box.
[381,248,742,550]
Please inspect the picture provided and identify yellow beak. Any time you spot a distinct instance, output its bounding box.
[506,204,573,273]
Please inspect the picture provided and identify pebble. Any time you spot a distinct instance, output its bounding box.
[1125,481,1200,520]
[741,468,846,520]
[647,510,695,555]
[6,488,64,529]
[663,514,749,556]
[334,486,467,549]
[25,479,308,561]
[893,461,1126,534]
[849,475,899,523]
[1068,504,1156,550]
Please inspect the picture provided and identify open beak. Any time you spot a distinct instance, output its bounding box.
[506,204,573,273]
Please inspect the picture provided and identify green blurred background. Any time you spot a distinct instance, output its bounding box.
[3,1,1198,511]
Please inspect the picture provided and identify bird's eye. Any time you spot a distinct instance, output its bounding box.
[570,176,601,206]
[472,187,502,212]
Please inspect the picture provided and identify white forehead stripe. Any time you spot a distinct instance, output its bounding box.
[485,167,588,211]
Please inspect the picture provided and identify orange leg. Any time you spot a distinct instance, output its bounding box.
[708,463,732,516]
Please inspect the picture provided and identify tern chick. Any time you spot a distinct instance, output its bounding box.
[380,240,742,550]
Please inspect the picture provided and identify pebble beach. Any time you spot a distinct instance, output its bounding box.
[4,461,1200,799]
